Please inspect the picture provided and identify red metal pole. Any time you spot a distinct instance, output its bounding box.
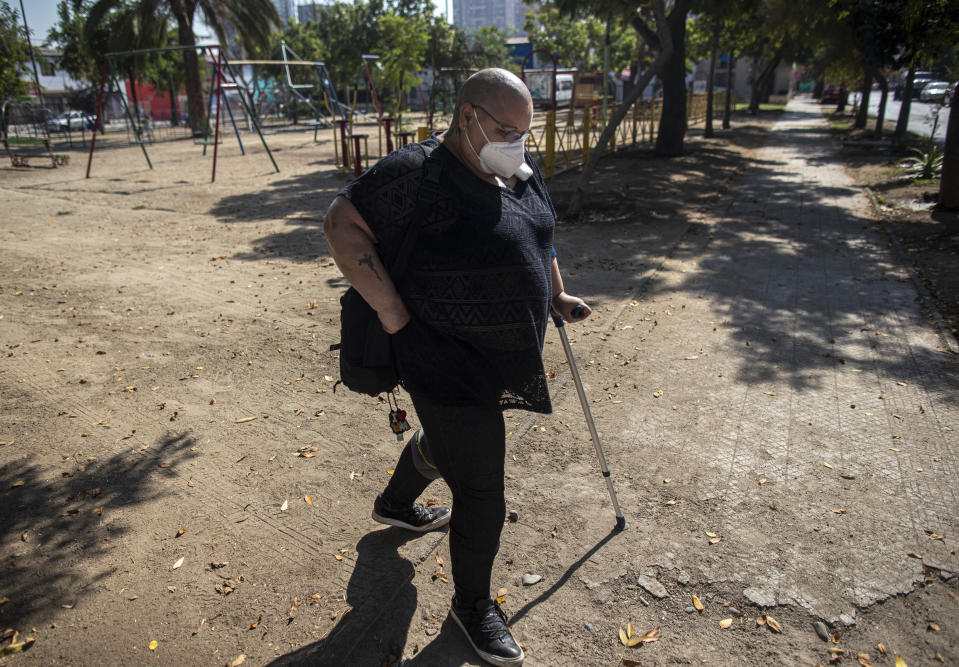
[212,49,222,183]
[383,117,393,154]
[86,59,109,179]
[352,134,364,178]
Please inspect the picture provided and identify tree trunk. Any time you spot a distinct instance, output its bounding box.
[171,1,205,135]
[854,71,871,129]
[723,53,735,130]
[836,82,847,112]
[704,15,720,138]
[939,101,959,209]
[894,65,915,144]
[569,0,674,216]
[749,57,779,113]
[654,5,689,157]
[872,69,887,138]
[168,77,179,126]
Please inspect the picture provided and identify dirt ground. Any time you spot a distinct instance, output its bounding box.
[2,111,957,666]
[824,109,959,341]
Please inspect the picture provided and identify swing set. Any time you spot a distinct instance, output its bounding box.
[86,44,280,182]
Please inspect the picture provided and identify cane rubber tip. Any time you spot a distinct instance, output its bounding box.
[615,516,627,531]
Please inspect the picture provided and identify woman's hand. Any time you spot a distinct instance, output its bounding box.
[552,292,591,323]
[378,301,411,334]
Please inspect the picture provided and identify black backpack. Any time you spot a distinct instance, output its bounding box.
[331,144,443,396]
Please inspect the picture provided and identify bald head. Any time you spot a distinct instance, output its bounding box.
[451,68,532,135]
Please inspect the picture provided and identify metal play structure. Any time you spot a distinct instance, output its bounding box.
[85,44,279,182]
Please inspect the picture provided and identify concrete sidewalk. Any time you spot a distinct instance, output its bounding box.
[607,95,959,615]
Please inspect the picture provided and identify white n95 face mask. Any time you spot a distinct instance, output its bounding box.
[467,116,534,181]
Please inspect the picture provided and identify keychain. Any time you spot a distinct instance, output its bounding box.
[387,392,411,441]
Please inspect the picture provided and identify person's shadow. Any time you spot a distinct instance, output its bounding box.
[268,527,429,666]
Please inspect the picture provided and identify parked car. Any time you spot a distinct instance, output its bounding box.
[919,81,953,104]
[820,86,845,104]
[911,73,937,99]
[46,110,95,132]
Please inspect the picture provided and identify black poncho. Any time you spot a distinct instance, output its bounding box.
[339,136,555,414]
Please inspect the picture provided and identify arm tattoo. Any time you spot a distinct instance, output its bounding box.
[358,253,382,281]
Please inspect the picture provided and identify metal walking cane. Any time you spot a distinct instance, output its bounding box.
[552,305,627,531]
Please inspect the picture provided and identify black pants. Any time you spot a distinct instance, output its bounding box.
[382,393,505,607]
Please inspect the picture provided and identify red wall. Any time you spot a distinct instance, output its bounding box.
[124,80,182,121]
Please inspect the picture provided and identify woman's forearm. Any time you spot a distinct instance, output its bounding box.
[323,196,410,333]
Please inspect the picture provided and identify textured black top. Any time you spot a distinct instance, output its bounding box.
[339,136,556,413]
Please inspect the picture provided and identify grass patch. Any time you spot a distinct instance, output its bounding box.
[55,210,72,216]
[734,103,786,112]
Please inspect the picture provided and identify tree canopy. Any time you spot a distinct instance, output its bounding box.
[0,0,31,101]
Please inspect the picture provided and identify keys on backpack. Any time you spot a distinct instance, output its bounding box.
[389,409,411,441]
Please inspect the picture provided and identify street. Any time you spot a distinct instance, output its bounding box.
[853,91,950,144]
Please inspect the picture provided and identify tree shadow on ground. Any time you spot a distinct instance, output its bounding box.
[209,168,347,263]
[0,432,197,628]
[634,107,959,400]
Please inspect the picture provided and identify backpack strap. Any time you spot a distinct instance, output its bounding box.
[386,142,443,282]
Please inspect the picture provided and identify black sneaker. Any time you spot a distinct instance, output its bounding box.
[371,493,451,532]
[449,596,525,666]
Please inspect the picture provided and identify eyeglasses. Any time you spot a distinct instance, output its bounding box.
[472,104,529,143]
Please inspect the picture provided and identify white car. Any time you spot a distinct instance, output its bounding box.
[919,81,952,105]
[46,110,95,132]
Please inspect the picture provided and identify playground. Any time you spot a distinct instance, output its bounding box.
[2,98,958,666]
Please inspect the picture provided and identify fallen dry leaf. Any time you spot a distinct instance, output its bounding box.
[935,652,944,662]
[895,657,907,667]
[664,498,678,505]
[652,390,663,398]
[832,509,847,514]
[877,642,887,655]
[305,495,313,506]
[280,500,288,511]
[858,653,874,667]
[765,615,783,633]
[250,616,261,630]
[149,640,158,651]
[822,461,834,469]
[176,529,185,537]
[288,597,298,620]
[719,618,733,629]
[906,552,922,560]
[693,595,704,611]
[928,623,941,632]
[709,535,722,545]
[0,638,35,656]
[172,557,184,570]
[233,416,257,423]
[629,627,660,646]
[211,561,228,569]
[496,587,507,604]
[840,473,856,480]
[622,660,640,667]
[230,655,247,667]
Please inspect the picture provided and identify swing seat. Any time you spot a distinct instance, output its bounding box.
[193,139,222,145]
[3,138,68,168]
